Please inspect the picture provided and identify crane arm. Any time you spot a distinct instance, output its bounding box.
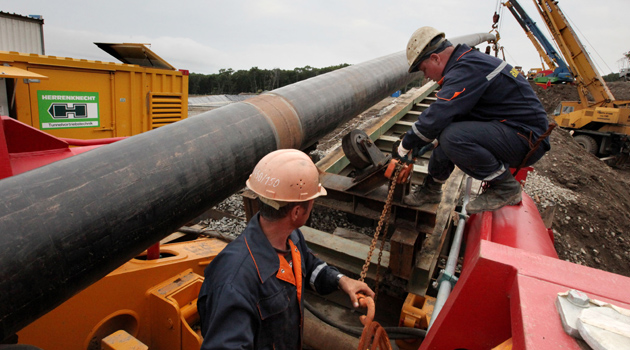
[533,0,614,107]
[504,0,567,72]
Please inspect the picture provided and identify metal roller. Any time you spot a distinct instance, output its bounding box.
[0,33,494,339]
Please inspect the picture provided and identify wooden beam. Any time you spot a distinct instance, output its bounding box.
[408,168,465,296]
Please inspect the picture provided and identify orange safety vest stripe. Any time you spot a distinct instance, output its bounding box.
[275,240,303,303]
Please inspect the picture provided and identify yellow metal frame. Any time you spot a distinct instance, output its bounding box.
[18,238,226,350]
[555,102,630,133]
[396,293,436,350]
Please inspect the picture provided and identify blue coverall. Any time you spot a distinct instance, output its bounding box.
[402,44,550,182]
[197,213,341,350]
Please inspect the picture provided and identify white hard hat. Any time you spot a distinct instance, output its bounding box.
[246,149,327,207]
[406,26,446,73]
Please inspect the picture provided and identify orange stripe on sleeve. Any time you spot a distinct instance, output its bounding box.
[244,237,264,283]
[437,88,466,101]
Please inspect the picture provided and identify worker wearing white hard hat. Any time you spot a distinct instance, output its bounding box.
[406,26,452,74]
[198,149,374,350]
[397,26,551,214]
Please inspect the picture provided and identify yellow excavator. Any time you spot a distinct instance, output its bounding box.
[529,0,630,163]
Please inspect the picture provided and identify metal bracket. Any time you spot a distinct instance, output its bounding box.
[432,269,459,289]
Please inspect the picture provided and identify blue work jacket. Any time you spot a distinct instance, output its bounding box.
[198,213,340,350]
[403,44,550,151]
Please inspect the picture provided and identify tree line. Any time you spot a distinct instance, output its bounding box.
[188,64,351,95]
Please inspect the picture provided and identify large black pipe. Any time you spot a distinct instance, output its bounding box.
[0,34,494,339]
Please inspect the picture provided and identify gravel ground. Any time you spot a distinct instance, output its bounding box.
[200,193,247,238]
[523,170,578,211]
[198,192,375,238]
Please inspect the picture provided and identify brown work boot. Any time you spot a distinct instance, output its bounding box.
[404,176,443,207]
[466,175,522,214]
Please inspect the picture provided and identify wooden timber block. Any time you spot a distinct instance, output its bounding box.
[390,226,422,279]
[102,330,148,350]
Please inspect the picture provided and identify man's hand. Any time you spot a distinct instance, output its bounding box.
[397,142,410,159]
[392,139,414,164]
[338,276,375,308]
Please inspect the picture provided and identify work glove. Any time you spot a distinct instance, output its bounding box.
[392,140,413,164]
[397,142,410,159]
[413,139,439,158]
[394,138,438,163]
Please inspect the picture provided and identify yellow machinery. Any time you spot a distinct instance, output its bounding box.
[17,236,227,349]
[0,43,188,140]
[513,66,526,78]
[530,0,630,159]
[527,67,543,80]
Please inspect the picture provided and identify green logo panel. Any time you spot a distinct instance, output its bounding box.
[37,91,99,129]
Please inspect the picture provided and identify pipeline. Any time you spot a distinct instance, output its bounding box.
[0,33,494,339]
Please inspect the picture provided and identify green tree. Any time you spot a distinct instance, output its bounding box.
[188,63,352,95]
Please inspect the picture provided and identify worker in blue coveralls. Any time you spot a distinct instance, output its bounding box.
[197,149,374,350]
[397,27,550,213]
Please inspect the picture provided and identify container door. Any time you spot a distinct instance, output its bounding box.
[27,67,114,139]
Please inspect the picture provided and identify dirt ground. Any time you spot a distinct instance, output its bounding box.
[529,81,630,276]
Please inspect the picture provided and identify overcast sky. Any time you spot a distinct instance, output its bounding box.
[2,0,628,75]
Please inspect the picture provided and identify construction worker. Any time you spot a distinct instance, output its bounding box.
[398,27,550,213]
[197,149,374,350]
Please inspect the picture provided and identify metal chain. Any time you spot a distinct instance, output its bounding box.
[359,163,403,285]
[374,218,391,300]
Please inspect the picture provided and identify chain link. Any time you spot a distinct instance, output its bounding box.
[359,163,404,292]
[374,218,391,300]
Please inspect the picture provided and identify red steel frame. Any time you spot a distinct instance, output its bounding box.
[0,116,123,180]
[420,193,630,349]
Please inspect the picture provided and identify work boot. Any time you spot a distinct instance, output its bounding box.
[466,175,522,214]
[404,176,443,207]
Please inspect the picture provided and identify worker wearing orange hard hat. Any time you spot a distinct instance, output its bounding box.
[197,149,374,350]
[398,26,550,213]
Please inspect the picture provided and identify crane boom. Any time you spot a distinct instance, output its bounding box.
[522,0,630,164]
[533,0,614,106]
[505,0,557,71]
[504,0,573,83]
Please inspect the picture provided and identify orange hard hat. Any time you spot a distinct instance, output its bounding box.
[246,149,327,204]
